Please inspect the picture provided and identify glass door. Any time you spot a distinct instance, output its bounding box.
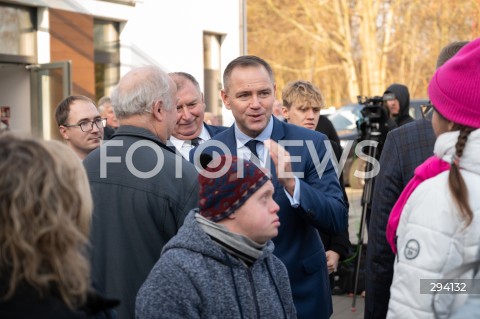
[29,61,71,140]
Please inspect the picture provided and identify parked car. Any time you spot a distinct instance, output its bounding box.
[329,99,428,189]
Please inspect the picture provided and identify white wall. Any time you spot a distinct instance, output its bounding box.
[120,0,241,126]
[5,0,241,126]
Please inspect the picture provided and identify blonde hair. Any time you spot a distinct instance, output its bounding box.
[282,80,325,109]
[0,135,92,309]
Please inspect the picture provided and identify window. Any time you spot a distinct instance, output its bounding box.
[203,33,224,116]
[0,4,36,63]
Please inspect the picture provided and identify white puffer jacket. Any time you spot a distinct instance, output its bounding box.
[387,129,480,319]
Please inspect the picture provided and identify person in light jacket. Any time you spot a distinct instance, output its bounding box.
[387,38,480,318]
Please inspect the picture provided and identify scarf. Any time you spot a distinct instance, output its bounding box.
[386,156,451,254]
[195,213,266,266]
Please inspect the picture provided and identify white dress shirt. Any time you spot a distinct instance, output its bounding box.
[169,124,212,160]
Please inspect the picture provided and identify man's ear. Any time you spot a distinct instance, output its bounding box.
[152,100,164,121]
[59,126,69,140]
[281,106,289,120]
[220,89,231,110]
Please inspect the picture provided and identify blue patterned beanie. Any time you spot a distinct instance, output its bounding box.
[198,155,270,222]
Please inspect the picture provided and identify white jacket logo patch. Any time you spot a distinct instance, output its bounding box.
[404,239,420,259]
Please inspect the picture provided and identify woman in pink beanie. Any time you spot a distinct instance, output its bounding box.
[387,37,480,318]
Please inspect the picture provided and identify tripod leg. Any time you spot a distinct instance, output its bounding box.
[351,198,368,311]
[351,142,378,311]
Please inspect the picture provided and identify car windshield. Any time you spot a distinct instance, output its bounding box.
[328,104,362,132]
[329,99,428,136]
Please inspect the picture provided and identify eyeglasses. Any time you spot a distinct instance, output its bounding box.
[62,118,107,132]
[420,102,434,119]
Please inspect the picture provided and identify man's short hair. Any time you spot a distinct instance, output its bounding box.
[223,55,275,92]
[169,72,201,92]
[436,41,469,69]
[282,80,325,109]
[55,95,95,126]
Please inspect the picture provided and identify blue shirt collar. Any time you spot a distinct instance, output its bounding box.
[234,116,274,147]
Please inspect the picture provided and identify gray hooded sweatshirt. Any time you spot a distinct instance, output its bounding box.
[136,210,297,319]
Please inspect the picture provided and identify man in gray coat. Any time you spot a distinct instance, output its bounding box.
[136,155,297,318]
[83,65,199,319]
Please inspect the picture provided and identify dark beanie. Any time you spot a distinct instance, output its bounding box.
[428,37,480,128]
[198,155,270,222]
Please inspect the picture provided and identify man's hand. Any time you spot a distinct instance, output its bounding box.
[264,139,295,195]
[326,250,340,274]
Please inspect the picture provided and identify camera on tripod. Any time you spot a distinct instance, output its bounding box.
[355,95,389,144]
[348,95,391,300]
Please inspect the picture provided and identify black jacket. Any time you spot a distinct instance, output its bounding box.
[316,115,340,145]
[0,280,119,319]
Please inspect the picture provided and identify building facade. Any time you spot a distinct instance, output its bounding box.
[0,0,243,138]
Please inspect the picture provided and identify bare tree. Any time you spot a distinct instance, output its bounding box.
[248,0,480,106]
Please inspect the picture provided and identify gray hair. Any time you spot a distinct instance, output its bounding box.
[97,96,112,114]
[169,72,201,92]
[111,66,173,119]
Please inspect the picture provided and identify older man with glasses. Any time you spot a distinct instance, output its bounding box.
[55,95,105,160]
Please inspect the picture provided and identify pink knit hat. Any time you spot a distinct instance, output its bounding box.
[428,37,480,128]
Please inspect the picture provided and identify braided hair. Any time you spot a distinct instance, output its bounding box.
[449,125,476,226]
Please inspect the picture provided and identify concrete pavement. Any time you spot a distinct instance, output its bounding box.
[331,187,366,319]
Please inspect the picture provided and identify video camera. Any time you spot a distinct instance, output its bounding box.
[355,95,389,145]
[349,95,390,305]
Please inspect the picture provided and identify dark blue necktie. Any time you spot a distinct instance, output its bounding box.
[190,137,201,147]
[245,139,260,164]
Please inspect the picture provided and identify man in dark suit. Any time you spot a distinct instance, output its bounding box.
[168,72,227,159]
[364,40,469,319]
[195,55,348,319]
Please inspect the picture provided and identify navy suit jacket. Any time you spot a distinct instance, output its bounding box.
[365,119,435,319]
[204,123,228,137]
[194,117,348,319]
